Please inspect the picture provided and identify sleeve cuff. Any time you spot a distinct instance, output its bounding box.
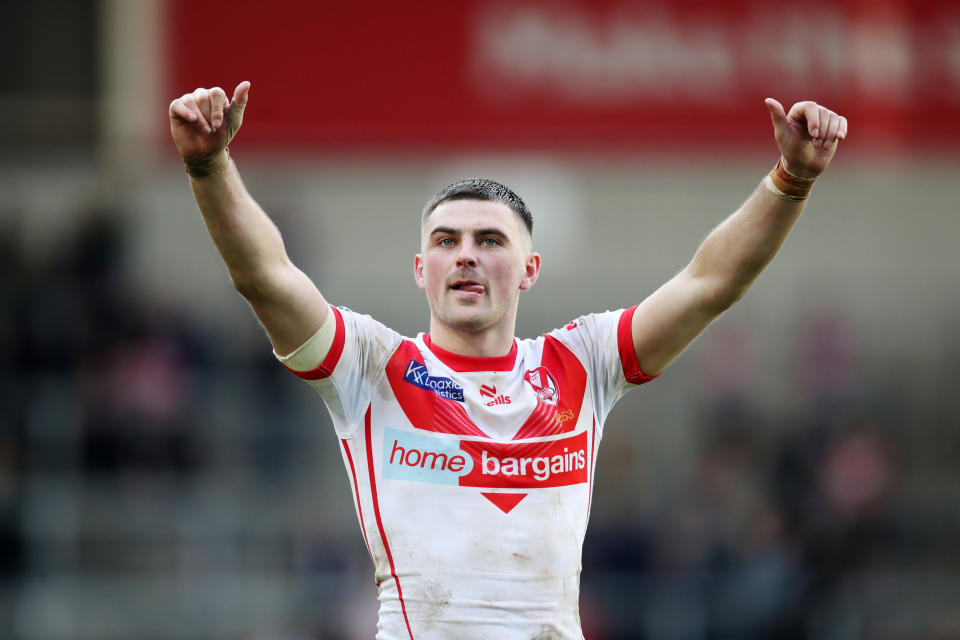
[617,304,661,385]
[276,306,345,380]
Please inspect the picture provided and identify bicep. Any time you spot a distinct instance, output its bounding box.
[631,269,727,376]
[242,261,331,357]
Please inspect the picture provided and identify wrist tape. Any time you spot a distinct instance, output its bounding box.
[185,148,230,179]
[763,157,815,201]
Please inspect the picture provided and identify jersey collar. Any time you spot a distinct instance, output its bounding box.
[422,334,517,372]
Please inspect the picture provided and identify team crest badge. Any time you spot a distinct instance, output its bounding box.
[524,367,559,405]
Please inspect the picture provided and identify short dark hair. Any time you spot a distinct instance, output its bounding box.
[421,178,533,236]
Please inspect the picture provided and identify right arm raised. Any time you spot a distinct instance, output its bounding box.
[169,82,329,356]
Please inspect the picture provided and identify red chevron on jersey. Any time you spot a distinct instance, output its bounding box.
[481,492,527,514]
[513,336,586,440]
[386,340,491,438]
[387,337,586,440]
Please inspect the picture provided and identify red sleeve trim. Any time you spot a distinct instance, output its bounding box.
[617,305,660,385]
[285,306,345,380]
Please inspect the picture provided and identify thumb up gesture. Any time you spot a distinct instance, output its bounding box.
[764,98,848,180]
[169,81,250,175]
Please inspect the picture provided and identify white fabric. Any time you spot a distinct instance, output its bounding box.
[279,307,642,639]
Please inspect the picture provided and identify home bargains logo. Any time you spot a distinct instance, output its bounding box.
[402,360,465,401]
[459,435,586,488]
[383,428,588,512]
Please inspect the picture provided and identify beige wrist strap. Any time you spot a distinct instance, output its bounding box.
[185,148,231,179]
[763,157,816,201]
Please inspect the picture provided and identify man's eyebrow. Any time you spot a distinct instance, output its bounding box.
[429,226,460,237]
[474,228,508,239]
[427,226,510,240]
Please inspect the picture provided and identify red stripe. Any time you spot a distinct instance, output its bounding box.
[617,305,661,385]
[435,401,488,438]
[587,418,596,521]
[285,306,346,380]
[512,402,559,441]
[364,406,415,639]
[341,439,373,565]
[423,333,517,372]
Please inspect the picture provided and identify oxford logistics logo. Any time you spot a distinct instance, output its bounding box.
[403,360,465,401]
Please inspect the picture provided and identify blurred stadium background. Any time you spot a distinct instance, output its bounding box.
[2,1,959,638]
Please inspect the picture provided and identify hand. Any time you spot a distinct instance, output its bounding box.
[169,81,250,165]
[764,98,848,180]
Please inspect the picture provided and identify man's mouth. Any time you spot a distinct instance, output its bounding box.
[450,280,485,294]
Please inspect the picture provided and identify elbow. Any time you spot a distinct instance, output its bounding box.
[701,278,749,315]
[231,274,261,300]
[229,264,282,302]
[685,261,757,315]
[230,272,266,302]
[230,257,299,303]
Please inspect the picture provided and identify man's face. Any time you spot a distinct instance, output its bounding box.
[414,199,540,336]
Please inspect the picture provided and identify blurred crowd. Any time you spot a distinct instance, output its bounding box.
[584,388,900,638]
[1,207,958,640]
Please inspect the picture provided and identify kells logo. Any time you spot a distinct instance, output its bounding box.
[524,367,559,405]
[403,360,465,401]
[479,383,511,406]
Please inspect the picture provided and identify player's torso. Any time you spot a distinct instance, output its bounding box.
[341,334,598,639]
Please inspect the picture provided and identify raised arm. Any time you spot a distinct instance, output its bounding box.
[631,99,848,376]
[169,82,329,356]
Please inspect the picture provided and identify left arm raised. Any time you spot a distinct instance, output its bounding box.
[631,99,848,377]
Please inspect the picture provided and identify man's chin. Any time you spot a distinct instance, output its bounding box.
[439,309,493,334]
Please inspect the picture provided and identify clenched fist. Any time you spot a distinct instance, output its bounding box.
[765,99,848,180]
[169,81,250,177]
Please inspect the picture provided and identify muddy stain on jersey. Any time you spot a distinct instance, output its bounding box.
[371,332,403,401]
[531,623,563,639]
[416,579,452,630]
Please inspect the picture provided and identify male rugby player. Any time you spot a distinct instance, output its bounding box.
[169,80,846,639]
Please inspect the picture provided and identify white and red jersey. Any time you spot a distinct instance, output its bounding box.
[279,306,657,640]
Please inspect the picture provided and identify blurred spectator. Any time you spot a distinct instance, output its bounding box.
[799,310,859,421]
[18,211,206,476]
[0,217,27,640]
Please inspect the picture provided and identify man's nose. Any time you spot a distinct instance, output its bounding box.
[456,243,478,267]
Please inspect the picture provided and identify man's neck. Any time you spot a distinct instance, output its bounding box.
[427,320,516,359]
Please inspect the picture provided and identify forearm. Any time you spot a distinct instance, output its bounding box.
[171,82,329,355]
[628,100,844,377]
[189,154,289,297]
[685,178,806,310]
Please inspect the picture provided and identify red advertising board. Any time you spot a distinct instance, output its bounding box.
[167,0,960,151]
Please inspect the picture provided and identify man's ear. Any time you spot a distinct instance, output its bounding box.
[519,252,541,291]
[414,254,426,291]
